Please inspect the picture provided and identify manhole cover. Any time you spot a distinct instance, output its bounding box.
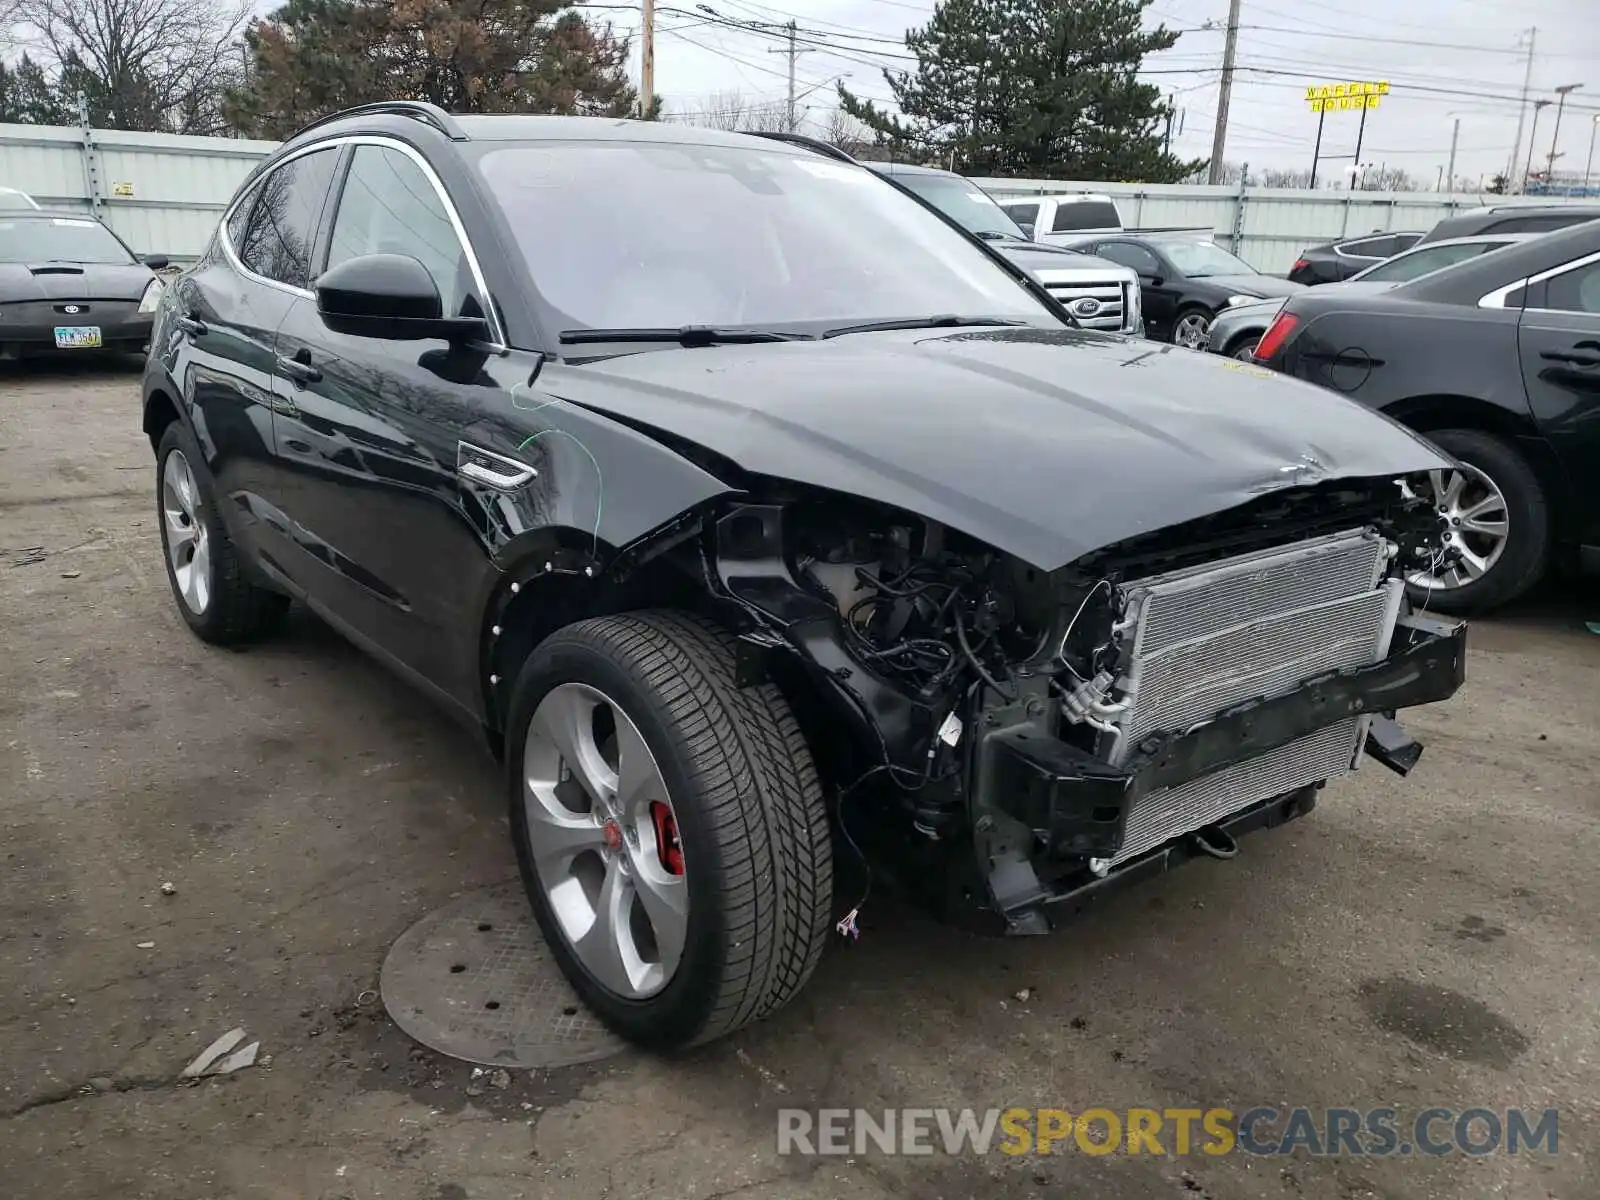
[380,881,629,1068]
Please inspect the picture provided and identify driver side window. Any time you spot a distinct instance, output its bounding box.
[326,145,474,319]
[1097,242,1161,278]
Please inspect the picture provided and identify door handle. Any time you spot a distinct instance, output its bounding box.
[1539,350,1600,367]
[175,313,207,337]
[457,442,537,491]
[275,352,321,385]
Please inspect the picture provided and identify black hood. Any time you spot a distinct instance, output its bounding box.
[996,242,1126,274]
[0,261,154,303]
[1201,273,1306,299]
[546,327,1449,570]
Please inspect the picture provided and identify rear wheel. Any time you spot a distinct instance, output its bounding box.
[507,610,833,1049]
[155,421,287,643]
[1405,428,1548,613]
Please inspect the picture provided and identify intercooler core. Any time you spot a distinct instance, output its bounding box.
[1103,528,1403,865]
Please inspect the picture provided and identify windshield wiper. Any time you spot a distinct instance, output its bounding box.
[559,326,801,346]
[820,315,1028,339]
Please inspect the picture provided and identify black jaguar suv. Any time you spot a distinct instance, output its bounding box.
[141,103,1465,1050]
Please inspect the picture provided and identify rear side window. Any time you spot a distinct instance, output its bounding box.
[1490,213,1594,234]
[1542,260,1600,314]
[1002,202,1040,231]
[237,148,341,288]
[1052,200,1121,232]
[225,181,259,249]
[1340,234,1404,259]
[1360,241,1499,282]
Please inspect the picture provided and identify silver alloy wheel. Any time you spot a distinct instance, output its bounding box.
[161,449,211,614]
[1407,463,1511,591]
[522,682,688,999]
[1174,312,1211,349]
[1231,343,1257,360]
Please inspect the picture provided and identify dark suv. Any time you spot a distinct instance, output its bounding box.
[1416,204,1600,245]
[142,103,1465,1051]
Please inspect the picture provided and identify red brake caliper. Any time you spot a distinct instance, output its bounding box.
[649,800,684,875]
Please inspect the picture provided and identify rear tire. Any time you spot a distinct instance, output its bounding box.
[507,610,833,1049]
[1171,306,1213,350]
[1406,428,1549,614]
[155,421,288,644]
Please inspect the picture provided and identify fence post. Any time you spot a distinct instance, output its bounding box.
[77,92,102,216]
[1230,164,1248,251]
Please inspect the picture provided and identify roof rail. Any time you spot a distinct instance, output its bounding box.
[747,131,858,164]
[287,101,469,143]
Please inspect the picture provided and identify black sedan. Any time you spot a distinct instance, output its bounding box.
[1210,233,1536,359]
[1287,230,1424,285]
[0,210,168,357]
[1079,232,1303,348]
[1253,217,1600,612]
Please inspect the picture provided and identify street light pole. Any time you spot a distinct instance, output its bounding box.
[1547,84,1584,185]
[1524,99,1551,192]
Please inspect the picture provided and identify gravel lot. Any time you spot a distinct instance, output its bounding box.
[1,358,1596,1200]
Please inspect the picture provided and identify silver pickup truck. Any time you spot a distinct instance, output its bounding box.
[866,161,1145,337]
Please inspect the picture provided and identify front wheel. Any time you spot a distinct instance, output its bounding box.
[507,610,833,1049]
[1405,428,1549,613]
[1172,307,1213,350]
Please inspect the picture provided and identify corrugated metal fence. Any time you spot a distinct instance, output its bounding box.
[2,120,1593,272]
[975,178,1597,275]
[0,122,277,262]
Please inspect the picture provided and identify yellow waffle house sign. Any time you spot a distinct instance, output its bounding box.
[1306,81,1389,112]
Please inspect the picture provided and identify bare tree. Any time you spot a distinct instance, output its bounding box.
[18,0,249,133]
[821,107,873,156]
[675,89,788,134]
[1259,167,1313,188]
[1358,165,1417,192]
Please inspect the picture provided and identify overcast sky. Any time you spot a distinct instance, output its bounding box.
[607,0,1600,186]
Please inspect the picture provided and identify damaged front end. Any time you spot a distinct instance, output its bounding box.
[694,474,1465,934]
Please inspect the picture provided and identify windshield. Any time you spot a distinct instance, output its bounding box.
[890,174,1028,240]
[1353,240,1503,283]
[0,217,134,264]
[1159,239,1254,278]
[474,141,1049,334]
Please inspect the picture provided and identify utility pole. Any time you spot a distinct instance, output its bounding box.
[1507,27,1536,193]
[1446,117,1460,193]
[1585,115,1599,196]
[640,0,655,118]
[1207,0,1243,185]
[767,21,814,133]
[1163,93,1174,155]
[1524,99,1552,192]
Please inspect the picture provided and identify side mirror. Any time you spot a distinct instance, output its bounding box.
[142,253,170,270]
[1141,274,1165,287]
[314,253,487,342]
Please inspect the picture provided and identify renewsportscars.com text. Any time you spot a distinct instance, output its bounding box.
[776,1107,1559,1158]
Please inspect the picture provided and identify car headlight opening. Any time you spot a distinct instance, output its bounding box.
[138,278,165,313]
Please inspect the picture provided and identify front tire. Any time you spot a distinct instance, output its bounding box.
[155,421,287,644]
[1405,428,1549,613]
[507,610,833,1049]
[1172,306,1213,350]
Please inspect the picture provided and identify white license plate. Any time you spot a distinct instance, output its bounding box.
[54,326,103,349]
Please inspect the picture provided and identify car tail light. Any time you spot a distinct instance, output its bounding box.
[1290,257,1309,274]
[1253,312,1300,361]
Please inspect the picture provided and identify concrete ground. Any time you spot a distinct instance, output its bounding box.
[1,358,1595,1200]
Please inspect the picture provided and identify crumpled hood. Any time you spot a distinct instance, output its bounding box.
[546,326,1449,570]
[0,261,154,303]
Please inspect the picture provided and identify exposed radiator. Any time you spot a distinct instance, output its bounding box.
[1101,528,1404,864]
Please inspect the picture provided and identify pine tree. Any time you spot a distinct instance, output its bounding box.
[0,55,74,126]
[226,0,641,139]
[840,0,1204,183]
